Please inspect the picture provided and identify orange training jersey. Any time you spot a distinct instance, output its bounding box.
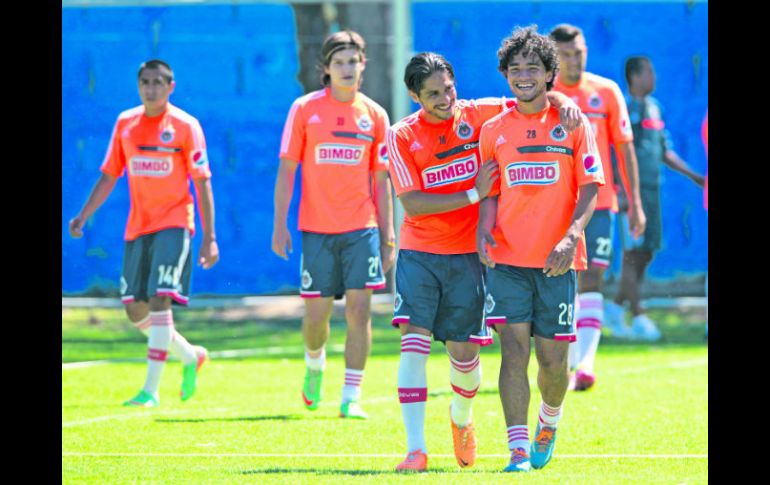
[280,88,390,234]
[387,98,515,254]
[553,72,632,212]
[480,104,605,269]
[100,103,212,241]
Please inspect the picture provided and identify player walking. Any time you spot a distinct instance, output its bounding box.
[272,31,395,419]
[69,59,217,407]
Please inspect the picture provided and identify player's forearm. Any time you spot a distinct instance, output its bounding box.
[399,189,477,217]
[78,173,117,220]
[478,196,498,234]
[565,184,599,241]
[617,142,643,210]
[273,160,298,229]
[194,178,217,241]
[663,151,705,185]
[373,173,395,243]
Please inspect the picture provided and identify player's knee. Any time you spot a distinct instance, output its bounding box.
[499,334,529,365]
[447,342,479,363]
[124,302,148,322]
[345,303,371,327]
[149,296,172,311]
[579,268,603,292]
[537,350,568,375]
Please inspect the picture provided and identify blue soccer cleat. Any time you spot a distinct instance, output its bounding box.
[503,447,531,472]
[530,423,557,469]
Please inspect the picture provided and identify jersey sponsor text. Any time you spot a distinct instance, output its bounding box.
[422,154,478,188]
[129,156,173,177]
[505,161,559,187]
[315,143,364,165]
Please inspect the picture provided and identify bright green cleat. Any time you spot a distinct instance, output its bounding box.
[180,346,208,401]
[339,400,368,419]
[123,390,159,408]
[302,368,323,410]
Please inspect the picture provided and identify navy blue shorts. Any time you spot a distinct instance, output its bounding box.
[392,249,492,345]
[300,228,385,299]
[121,228,193,306]
[584,209,614,269]
[485,265,577,342]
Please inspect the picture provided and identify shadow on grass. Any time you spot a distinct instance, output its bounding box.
[155,414,339,423]
[240,467,478,476]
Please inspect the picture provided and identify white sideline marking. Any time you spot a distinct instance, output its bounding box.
[62,408,231,428]
[606,358,708,375]
[62,344,347,370]
[62,452,707,459]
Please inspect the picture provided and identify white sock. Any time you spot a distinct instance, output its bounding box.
[133,315,196,365]
[448,352,481,428]
[143,310,173,396]
[170,331,198,365]
[342,368,364,403]
[132,315,152,336]
[507,425,529,452]
[576,292,603,373]
[305,346,326,371]
[398,333,431,453]
[568,341,580,372]
[538,401,563,428]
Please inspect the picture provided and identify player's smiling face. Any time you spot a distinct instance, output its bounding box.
[138,68,174,116]
[411,70,457,124]
[505,51,553,105]
[325,48,365,90]
[555,36,587,85]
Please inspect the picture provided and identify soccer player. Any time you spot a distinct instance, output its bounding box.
[271,31,395,420]
[388,52,582,472]
[477,26,604,472]
[605,56,705,339]
[68,59,218,407]
[549,24,646,390]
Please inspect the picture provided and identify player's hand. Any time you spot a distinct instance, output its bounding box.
[381,240,396,274]
[628,205,647,239]
[271,224,293,260]
[475,160,500,199]
[477,228,497,268]
[199,238,219,269]
[543,235,578,277]
[557,99,582,133]
[69,216,85,238]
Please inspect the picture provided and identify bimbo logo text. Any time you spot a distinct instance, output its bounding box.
[422,154,478,188]
[505,161,559,187]
[315,143,364,165]
[129,156,173,177]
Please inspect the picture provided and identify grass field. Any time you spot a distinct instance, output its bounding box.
[62,305,708,484]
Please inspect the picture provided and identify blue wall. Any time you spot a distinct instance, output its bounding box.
[62,4,304,295]
[62,1,707,295]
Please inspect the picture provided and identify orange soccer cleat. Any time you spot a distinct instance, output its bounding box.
[395,450,428,472]
[450,408,477,468]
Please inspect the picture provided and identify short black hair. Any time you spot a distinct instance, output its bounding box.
[497,26,560,90]
[137,59,174,83]
[625,55,651,85]
[549,23,584,43]
[403,52,455,94]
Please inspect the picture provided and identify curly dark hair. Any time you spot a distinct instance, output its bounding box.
[497,25,560,91]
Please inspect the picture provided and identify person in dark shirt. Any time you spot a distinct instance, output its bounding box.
[605,56,704,340]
